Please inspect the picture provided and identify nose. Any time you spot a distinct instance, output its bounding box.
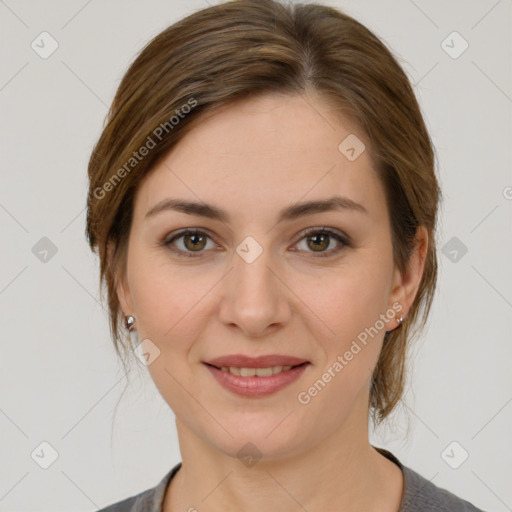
[217,241,292,338]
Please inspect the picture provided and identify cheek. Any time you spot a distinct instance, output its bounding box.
[298,258,392,342]
[295,270,390,417]
[129,262,215,410]
[295,256,393,400]
[128,254,219,353]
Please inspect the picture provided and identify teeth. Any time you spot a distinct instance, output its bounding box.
[255,367,273,377]
[219,365,294,376]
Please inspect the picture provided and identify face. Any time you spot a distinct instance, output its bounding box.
[117,91,426,461]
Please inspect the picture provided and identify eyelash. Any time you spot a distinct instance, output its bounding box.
[162,227,351,259]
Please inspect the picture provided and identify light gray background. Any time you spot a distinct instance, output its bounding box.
[1,0,511,510]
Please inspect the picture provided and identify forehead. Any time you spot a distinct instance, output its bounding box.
[174,91,367,159]
[134,92,386,224]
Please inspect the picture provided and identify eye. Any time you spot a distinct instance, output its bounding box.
[162,227,350,259]
[163,229,218,258]
[293,227,350,258]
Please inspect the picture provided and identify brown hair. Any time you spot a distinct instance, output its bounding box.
[86,0,441,425]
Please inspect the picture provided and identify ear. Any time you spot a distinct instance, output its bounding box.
[388,225,429,319]
[108,241,133,316]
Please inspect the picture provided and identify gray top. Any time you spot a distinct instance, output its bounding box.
[97,447,484,511]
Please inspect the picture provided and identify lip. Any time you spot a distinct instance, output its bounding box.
[204,362,310,398]
[203,354,309,368]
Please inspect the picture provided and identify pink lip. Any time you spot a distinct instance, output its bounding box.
[204,362,310,398]
[204,354,309,368]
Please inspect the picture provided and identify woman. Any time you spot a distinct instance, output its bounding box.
[87,0,484,510]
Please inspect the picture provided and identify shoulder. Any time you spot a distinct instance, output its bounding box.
[400,464,485,511]
[374,446,484,511]
[96,463,182,512]
[96,493,143,512]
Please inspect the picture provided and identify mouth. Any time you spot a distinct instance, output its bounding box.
[202,357,311,397]
[203,353,310,368]
[204,361,308,377]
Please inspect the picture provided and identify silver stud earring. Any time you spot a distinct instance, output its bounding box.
[125,315,135,332]
[385,314,406,334]
[125,315,140,347]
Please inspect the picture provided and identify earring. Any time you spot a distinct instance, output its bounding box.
[385,314,405,334]
[125,315,140,347]
[125,315,135,332]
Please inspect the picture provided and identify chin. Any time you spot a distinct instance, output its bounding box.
[197,415,311,464]
[218,436,305,465]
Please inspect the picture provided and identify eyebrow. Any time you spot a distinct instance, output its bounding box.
[145,195,368,223]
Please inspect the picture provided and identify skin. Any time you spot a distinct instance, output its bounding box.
[116,90,428,511]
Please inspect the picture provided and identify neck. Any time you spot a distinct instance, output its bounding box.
[163,393,403,511]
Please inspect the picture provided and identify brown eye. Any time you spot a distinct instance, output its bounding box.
[163,227,350,259]
[295,228,350,258]
[164,229,216,257]
[306,233,330,252]
[183,232,207,251]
